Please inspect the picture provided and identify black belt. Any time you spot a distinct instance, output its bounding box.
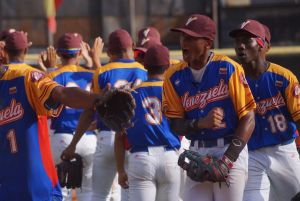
[191,137,232,148]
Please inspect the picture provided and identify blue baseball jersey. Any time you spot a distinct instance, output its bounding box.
[246,63,300,150]
[0,64,63,201]
[126,79,180,150]
[163,54,256,141]
[48,65,94,133]
[93,58,147,130]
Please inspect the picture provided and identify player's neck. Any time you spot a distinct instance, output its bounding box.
[189,51,213,70]
[61,58,79,66]
[244,59,269,79]
[148,74,164,81]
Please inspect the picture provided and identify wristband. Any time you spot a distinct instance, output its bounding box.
[224,137,246,162]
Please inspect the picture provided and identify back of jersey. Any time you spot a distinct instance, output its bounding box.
[126,79,180,151]
[48,65,94,133]
[0,64,62,201]
[93,59,147,130]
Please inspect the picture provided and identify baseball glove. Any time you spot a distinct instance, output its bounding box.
[95,88,135,132]
[56,154,83,189]
[178,150,232,186]
[291,192,300,201]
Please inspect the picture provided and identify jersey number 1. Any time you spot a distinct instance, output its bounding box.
[7,129,18,154]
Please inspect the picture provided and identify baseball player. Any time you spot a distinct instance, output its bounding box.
[0,31,110,201]
[230,19,300,201]
[0,29,16,65]
[61,28,147,201]
[162,14,256,201]
[47,33,97,201]
[115,44,181,201]
[134,27,180,66]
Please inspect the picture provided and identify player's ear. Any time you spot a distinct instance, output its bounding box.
[205,39,213,49]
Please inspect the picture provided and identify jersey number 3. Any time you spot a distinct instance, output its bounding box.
[142,97,162,125]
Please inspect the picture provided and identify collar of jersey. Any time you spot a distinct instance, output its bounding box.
[147,78,163,82]
[112,58,135,63]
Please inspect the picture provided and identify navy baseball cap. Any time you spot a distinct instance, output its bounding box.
[171,14,216,41]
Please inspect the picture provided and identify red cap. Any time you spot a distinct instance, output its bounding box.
[57,33,82,50]
[229,19,266,40]
[144,44,170,67]
[0,29,16,41]
[5,31,29,50]
[262,24,271,44]
[171,14,216,41]
[134,27,162,52]
[108,29,133,53]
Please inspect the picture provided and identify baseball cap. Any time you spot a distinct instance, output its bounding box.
[144,44,170,67]
[262,24,271,44]
[57,33,82,54]
[171,14,216,41]
[134,27,161,52]
[0,28,16,41]
[5,31,29,50]
[229,19,266,40]
[108,29,133,53]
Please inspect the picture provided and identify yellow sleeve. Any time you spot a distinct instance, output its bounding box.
[92,68,101,93]
[162,72,185,119]
[228,65,256,119]
[25,70,63,117]
[285,74,300,121]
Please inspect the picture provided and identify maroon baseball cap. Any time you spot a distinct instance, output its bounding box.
[0,28,16,41]
[5,31,29,50]
[108,29,133,53]
[144,44,170,67]
[229,19,266,40]
[171,14,216,41]
[134,27,162,52]
[57,33,82,50]
[262,24,271,44]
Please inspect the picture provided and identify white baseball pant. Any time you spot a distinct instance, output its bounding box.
[51,132,97,201]
[179,137,191,201]
[90,131,128,201]
[243,140,300,201]
[128,146,181,201]
[184,143,248,201]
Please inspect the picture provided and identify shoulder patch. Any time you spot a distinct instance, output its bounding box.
[30,71,45,82]
[293,83,300,97]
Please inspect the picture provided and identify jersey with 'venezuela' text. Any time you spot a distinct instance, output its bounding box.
[126,79,180,151]
[48,65,93,134]
[93,58,147,131]
[246,63,300,150]
[0,63,63,201]
[162,54,256,141]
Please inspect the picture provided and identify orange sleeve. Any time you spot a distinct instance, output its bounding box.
[228,65,256,119]
[295,135,300,148]
[25,70,63,117]
[284,74,300,121]
[162,69,185,119]
[92,68,101,93]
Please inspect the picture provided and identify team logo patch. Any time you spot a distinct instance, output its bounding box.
[239,73,249,88]
[275,80,283,88]
[293,83,300,96]
[219,67,227,75]
[30,71,45,82]
[9,87,17,94]
[185,16,197,26]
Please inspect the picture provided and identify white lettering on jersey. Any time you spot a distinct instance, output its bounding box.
[256,93,286,115]
[0,99,24,126]
[182,79,229,111]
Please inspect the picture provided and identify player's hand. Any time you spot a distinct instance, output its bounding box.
[40,46,57,68]
[197,107,225,129]
[90,37,104,68]
[81,41,93,68]
[61,144,76,161]
[118,171,129,189]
